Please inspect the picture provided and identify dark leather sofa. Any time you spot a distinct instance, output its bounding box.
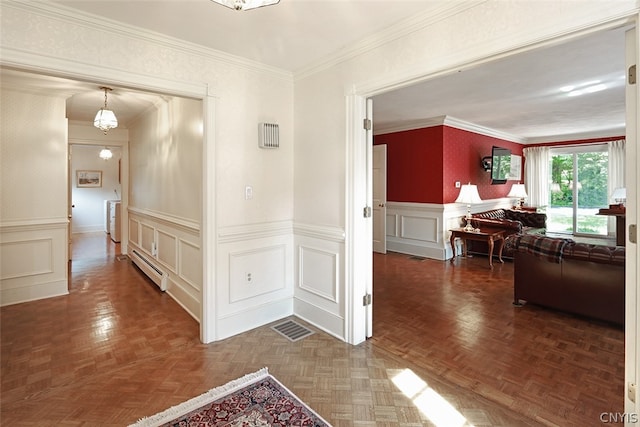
[513,235,625,325]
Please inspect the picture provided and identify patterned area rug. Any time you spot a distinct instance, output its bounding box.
[129,368,331,427]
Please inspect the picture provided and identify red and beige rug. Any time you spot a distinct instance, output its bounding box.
[129,368,331,427]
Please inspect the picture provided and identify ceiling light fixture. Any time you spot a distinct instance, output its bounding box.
[210,0,280,11]
[94,87,118,134]
[99,147,113,160]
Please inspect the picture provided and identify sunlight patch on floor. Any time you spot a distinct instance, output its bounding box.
[391,368,472,427]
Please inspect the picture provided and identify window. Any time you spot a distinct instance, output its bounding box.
[547,145,609,236]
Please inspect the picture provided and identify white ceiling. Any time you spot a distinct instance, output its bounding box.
[4,1,629,142]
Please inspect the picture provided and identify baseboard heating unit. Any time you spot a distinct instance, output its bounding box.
[130,249,168,291]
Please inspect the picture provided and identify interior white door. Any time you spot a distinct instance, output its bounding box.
[373,144,387,254]
[624,25,638,417]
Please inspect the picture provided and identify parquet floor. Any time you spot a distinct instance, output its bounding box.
[0,234,624,426]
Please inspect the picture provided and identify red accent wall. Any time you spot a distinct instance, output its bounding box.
[374,125,524,204]
[374,127,444,203]
[443,127,523,203]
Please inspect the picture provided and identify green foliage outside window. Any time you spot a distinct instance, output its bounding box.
[550,152,608,208]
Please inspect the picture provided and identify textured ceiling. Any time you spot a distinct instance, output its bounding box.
[4,1,630,142]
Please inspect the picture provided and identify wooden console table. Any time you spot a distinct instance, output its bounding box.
[449,228,505,268]
[597,207,626,246]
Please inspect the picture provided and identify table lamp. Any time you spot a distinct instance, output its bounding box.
[610,187,626,208]
[507,183,528,209]
[455,183,482,231]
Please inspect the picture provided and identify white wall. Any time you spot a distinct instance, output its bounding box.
[0,1,295,339]
[0,87,69,305]
[293,0,639,341]
[71,145,122,233]
[128,97,203,320]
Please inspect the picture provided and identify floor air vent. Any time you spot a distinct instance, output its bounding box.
[408,255,427,261]
[271,320,314,342]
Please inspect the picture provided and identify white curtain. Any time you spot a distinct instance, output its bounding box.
[608,139,626,199]
[523,146,550,208]
[607,139,625,234]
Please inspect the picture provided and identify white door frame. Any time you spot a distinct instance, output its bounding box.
[345,19,639,416]
[624,24,639,418]
[0,51,216,343]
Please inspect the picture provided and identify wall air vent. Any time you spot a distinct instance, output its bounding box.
[259,122,279,148]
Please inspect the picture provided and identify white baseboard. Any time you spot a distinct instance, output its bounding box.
[216,298,293,341]
[293,297,344,341]
[0,279,68,307]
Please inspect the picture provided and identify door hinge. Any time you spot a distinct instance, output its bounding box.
[363,293,372,306]
[629,382,637,403]
[363,118,372,131]
[629,65,636,85]
[629,224,637,244]
[363,206,372,218]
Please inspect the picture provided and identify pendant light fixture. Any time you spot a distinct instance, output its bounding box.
[210,0,279,11]
[99,147,113,160]
[94,87,118,134]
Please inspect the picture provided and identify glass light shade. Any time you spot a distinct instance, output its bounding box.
[611,187,626,203]
[99,147,113,160]
[455,184,482,204]
[94,109,118,133]
[507,183,528,199]
[211,0,280,10]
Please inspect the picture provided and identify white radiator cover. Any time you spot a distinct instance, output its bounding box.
[130,249,168,291]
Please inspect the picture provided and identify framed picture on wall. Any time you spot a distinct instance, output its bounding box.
[77,170,102,188]
[509,154,522,180]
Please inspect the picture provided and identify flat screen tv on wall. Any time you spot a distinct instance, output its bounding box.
[491,146,511,184]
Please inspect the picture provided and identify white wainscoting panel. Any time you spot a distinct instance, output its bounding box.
[400,215,439,243]
[129,219,139,246]
[157,229,177,271]
[386,200,513,260]
[179,239,202,292]
[216,221,294,341]
[386,202,446,259]
[293,223,345,341]
[1,238,53,279]
[128,207,201,321]
[229,244,286,303]
[0,220,69,306]
[298,246,338,303]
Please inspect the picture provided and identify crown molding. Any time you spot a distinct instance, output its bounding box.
[294,0,483,81]
[3,0,293,82]
[374,115,527,144]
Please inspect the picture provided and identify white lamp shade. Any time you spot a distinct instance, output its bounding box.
[611,187,626,202]
[455,184,482,204]
[94,109,118,132]
[507,183,528,199]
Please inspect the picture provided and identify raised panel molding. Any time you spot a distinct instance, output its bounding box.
[178,239,202,292]
[228,244,286,303]
[0,222,68,306]
[385,200,513,260]
[298,246,339,303]
[400,215,439,243]
[156,229,177,271]
[0,238,53,280]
